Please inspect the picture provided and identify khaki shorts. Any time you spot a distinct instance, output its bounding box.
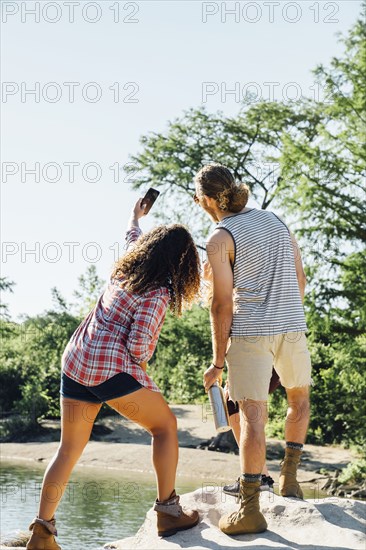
[226,332,312,402]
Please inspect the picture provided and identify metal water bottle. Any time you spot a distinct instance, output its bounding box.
[208,382,231,433]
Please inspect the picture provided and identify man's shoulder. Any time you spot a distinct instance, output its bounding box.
[217,208,274,226]
[206,226,235,258]
[217,209,290,237]
[208,226,235,243]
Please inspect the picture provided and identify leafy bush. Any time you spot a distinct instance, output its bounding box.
[149,305,212,403]
[338,459,366,485]
[0,311,80,439]
[307,332,366,448]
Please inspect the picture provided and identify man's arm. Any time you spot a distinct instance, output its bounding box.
[290,232,306,302]
[203,228,234,392]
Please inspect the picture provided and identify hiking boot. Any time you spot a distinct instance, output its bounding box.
[223,477,240,497]
[26,517,61,550]
[223,475,274,497]
[279,447,304,499]
[219,478,267,535]
[154,490,199,537]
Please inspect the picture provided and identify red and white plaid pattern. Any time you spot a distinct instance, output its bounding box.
[62,227,170,391]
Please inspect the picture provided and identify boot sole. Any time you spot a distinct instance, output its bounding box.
[26,545,62,550]
[27,546,61,550]
[220,524,268,535]
[222,489,239,497]
[26,542,61,550]
[223,486,273,496]
[280,492,304,499]
[158,516,200,537]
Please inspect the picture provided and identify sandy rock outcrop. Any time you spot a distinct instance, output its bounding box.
[105,487,366,550]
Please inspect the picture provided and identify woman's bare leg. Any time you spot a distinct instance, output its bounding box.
[229,411,269,476]
[38,398,101,520]
[107,388,178,502]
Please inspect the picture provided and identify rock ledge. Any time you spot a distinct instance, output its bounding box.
[105,487,366,550]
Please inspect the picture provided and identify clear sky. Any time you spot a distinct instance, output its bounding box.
[1,0,363,319]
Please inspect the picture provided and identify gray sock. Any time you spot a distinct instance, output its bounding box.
[242,473,262,483]
[286,441,303,451]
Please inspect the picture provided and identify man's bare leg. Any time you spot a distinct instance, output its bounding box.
[219,399,268,535]
[238,400,268,475]
[229,411,269,476]
[285,386,310,444]
[279,386,310,498]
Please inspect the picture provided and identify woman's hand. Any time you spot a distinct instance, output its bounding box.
[223,381,229,401]
[203,363,223,393]
[132,198,148,220]
[128,198,148,230]
[202,260,213,283]
[140,361,148,372]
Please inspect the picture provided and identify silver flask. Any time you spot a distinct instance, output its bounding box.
[208,382,231,433]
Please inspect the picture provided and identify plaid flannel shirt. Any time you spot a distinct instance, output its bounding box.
[62,226,170,391]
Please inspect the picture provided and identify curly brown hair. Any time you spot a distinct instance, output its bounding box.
[112,224,201,316]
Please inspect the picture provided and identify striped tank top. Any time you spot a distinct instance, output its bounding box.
[217,208,307,337]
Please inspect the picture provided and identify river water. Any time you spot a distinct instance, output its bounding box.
[0,462,200,549]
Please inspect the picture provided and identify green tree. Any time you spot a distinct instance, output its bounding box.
[0,278,16,340]
[279,13,365,448]
[126,102,322,240]
[0,267,104,439]
[72,265,105,318]
[278,10,365,290]
[0,310,80,439]
[51,265,106,319]
[21,311,81,418]
[0,277,15,320]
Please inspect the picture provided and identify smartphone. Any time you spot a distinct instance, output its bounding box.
[141,187,160,214]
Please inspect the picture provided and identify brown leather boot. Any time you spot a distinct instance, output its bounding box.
[26,517,61,550]
[279,447,304,499]
[219,479,267,535]
[154,490,199,537]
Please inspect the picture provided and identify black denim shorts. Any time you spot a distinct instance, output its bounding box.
[227,398,239,417]
[60,372,143,404]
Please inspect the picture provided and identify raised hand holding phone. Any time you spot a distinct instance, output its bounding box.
[132,198,148,220]
[128,189,160,233]
[141,187,160,214]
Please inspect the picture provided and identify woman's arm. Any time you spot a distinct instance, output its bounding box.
[128,198,147,230]
[125,198,147,252]
[140,361,148,372]
[120,198,163,373]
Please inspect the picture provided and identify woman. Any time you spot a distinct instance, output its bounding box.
[26,198,201,550]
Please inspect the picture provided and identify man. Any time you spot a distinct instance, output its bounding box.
[202,260,277,495]
[195,163,311,536]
